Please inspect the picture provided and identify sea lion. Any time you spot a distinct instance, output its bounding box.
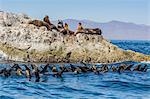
[57,20,64,30]
[31,64,40,82]
[111,65,117,72]
[101,64,109,73]
[51,66,58,73]
[118,64,126,73]
[53,68,65,78]
[74,67,82,74]
[70,64,76,72]
[0,68,11,77]
[91,65,100,74]
[43,15,59,31]
[59,64,70,72]
[40,64,49,74]
[125,64,133,71]
[14,64,23,76]
[24,64,31,80]
[84,28,102,35]
[140,64,148,72]
[78,66,90,73]
[28,20,51,31]
[133,64,141,71]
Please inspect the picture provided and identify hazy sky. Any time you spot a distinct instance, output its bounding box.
[0,0,150,25]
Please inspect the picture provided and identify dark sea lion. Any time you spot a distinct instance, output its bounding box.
[24,64,31,80]
[133,64,141,71]
[117,64,126,74]
[53,68,65,78]
[125,64,134,71]
[70,64,76,72]
[74,67,82,74]
[43,16,59,31]
[40,64,49,74]
[91,65,100,74]
[2,68,11,77]
[101,64,109,73]
[111,65,117,72]
[140,64,148,72]
[84,28,102,35]
[59,64,70,72]
[31,64,40,82]
[78,66,90,73]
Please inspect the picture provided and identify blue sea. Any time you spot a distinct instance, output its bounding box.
[0,40,150,99]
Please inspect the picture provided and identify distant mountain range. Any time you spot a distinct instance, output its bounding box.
[53,19,150,40]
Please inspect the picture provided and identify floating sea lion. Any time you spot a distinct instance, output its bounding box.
[140,64,148,72]
[31,64,40,82]
[0,68,11,77]
[133,64,141,71]
[70,64,76,72]
[91,65,100,74]
[125,64,133,71]
[40,64,49,74]
[51,66,58,73]
[53,68,65,78]
[111,65,117,72]
[24,64,31,80]
[78,66,90,73]
[74,67,82,74]
[101,64,109,73]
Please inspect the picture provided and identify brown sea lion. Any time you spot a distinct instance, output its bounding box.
[28,20,51,30]
[43,15,59,31]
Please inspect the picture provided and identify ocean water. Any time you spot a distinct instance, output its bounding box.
[0,40,150,99]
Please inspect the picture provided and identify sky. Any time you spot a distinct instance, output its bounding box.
[0,0,150,25]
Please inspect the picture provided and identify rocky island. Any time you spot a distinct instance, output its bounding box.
[0,11,149,63]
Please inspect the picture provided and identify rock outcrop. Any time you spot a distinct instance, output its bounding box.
[0,11,149,63]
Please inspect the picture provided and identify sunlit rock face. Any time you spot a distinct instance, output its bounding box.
[0,11,149,63]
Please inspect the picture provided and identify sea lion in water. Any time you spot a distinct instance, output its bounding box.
[91,65,100,74]
[31,64,40,82]
[125,64,133,71]
[101,64,109,73]
[133,64,141,71]
[140,64,148,72]
[24,64,31,80]
[0,68,11,77]
[53,68,65,78]
[40,64,50,74]
[74,67,82,74]
[111,65,117,72]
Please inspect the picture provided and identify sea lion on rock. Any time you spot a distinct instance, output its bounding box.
[43,15,59,31]
[28,20,51,30]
